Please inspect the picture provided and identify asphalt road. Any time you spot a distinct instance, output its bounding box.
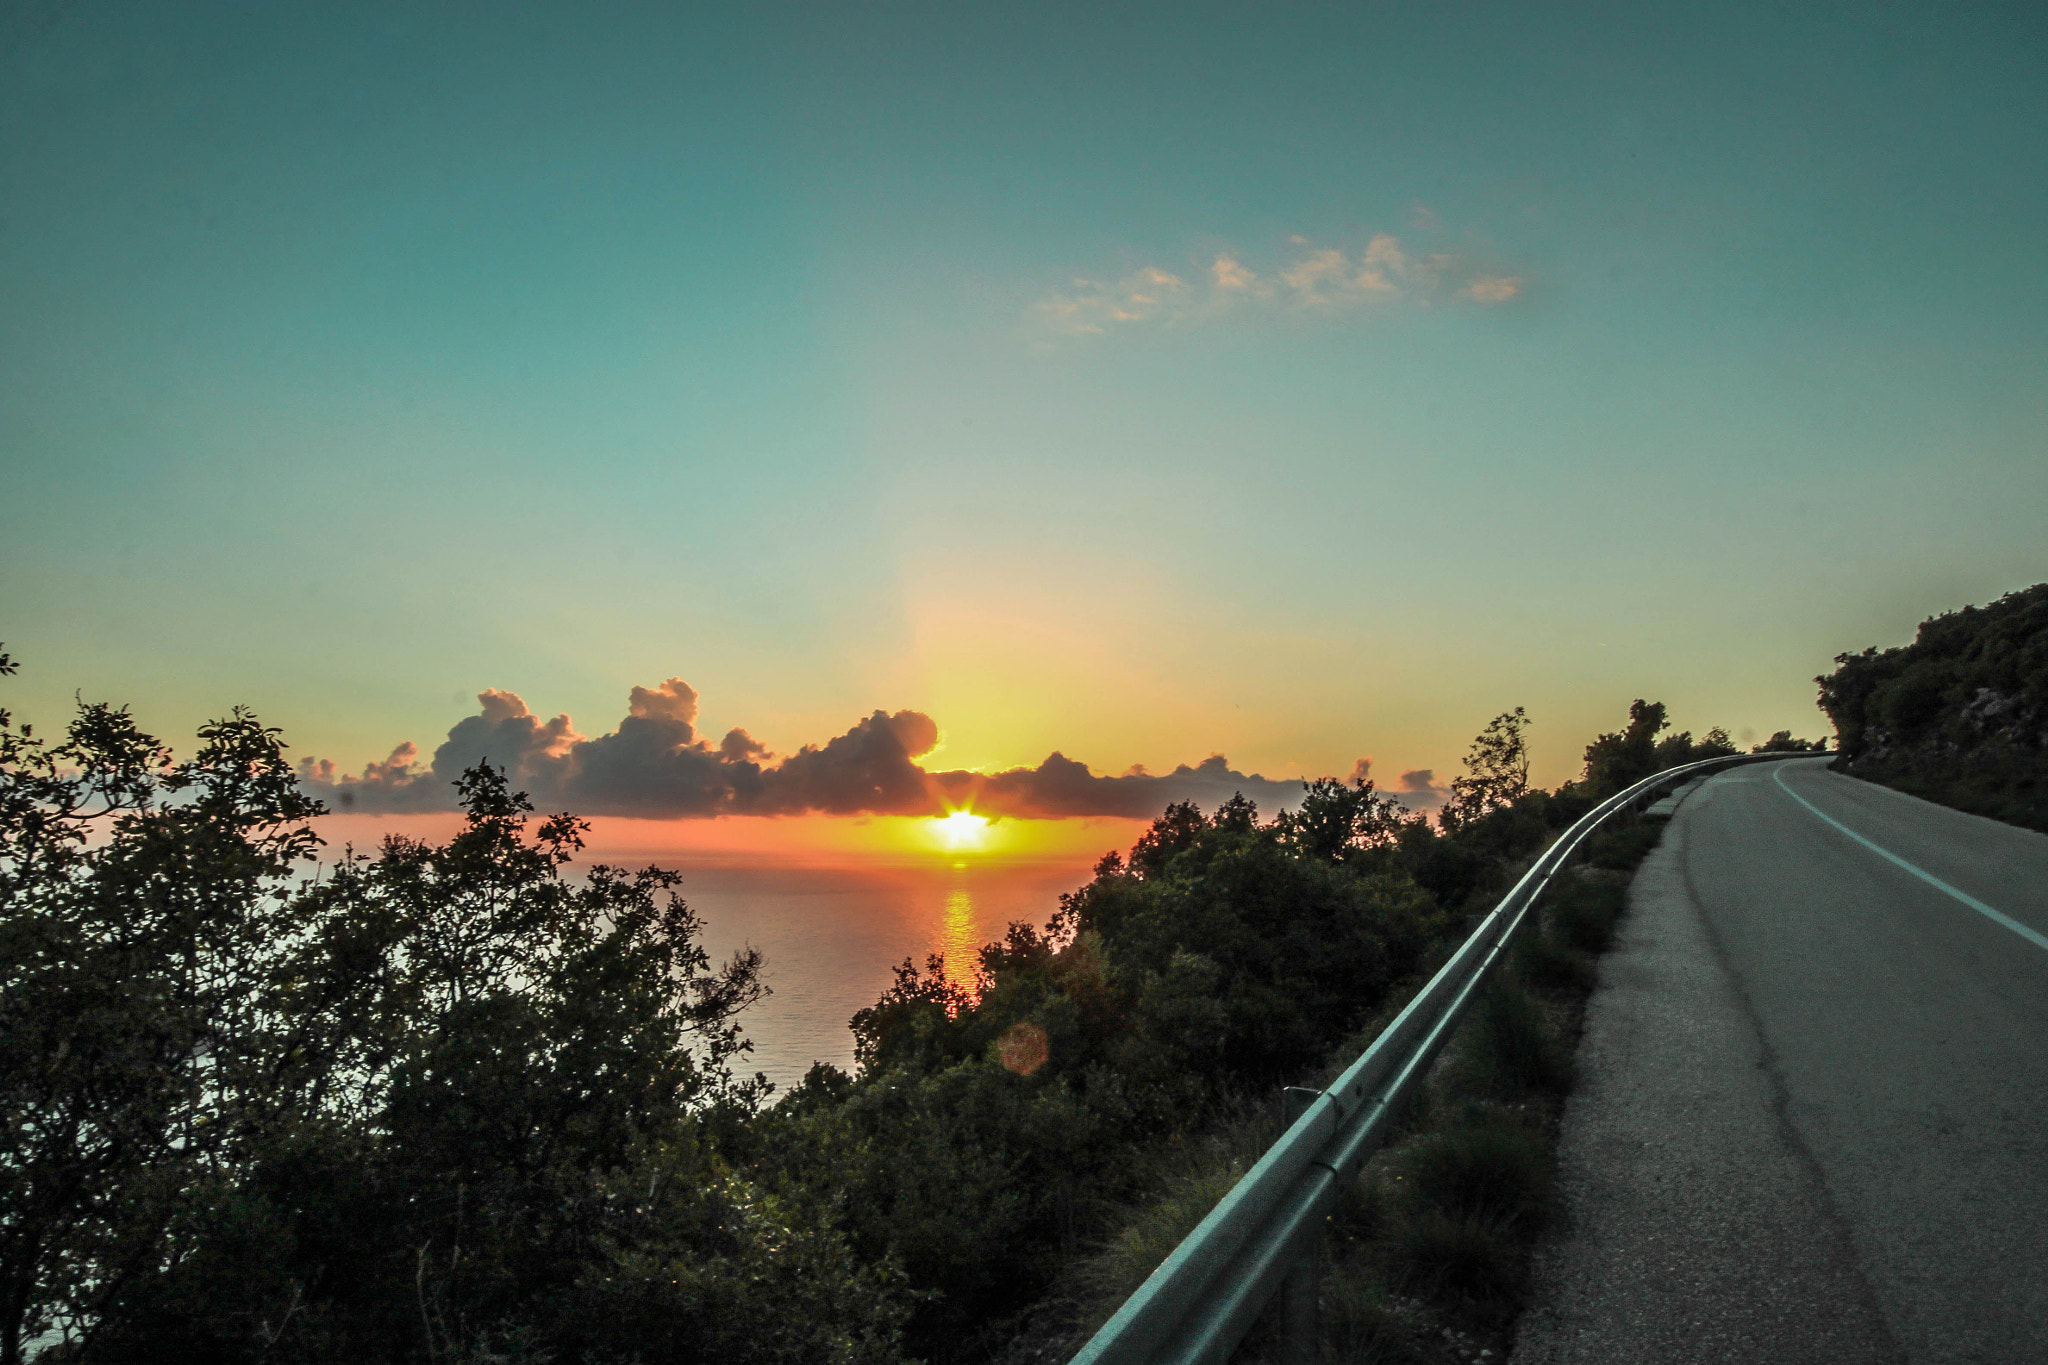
[1513,757,2048,1365]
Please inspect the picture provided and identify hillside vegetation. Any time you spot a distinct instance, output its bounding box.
[1818,584,2048,832]
[1,643,1743,1365]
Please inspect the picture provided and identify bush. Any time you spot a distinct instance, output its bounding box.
[1818,583,2048,830]
[1581,820,1663,874]
[1392,1117,1551,1234]
[1520,929,1597,993]
[795,800,1446,1360]
[1548,867,1630,953]
[1462,978,1573,1097]
[1389,1209,1526,1315]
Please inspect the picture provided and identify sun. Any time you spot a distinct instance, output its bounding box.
[935,809,991,851]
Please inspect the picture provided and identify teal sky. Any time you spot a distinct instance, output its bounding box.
[4,2,2045,795]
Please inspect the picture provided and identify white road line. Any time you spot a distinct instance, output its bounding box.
[1770,764,2048,956]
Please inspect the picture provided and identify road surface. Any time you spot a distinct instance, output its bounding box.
[1513,757,2048,1365]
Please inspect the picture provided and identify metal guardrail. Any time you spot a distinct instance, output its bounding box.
[1070,749,1809,1365]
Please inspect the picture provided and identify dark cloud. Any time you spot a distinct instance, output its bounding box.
[298,689,582,812]
[435,689,581,797]
[937,751,1303,821]
[299,680,1331,822]
[564,678,734,817]
[755,710,938,815]
[1390,767,1450,812]
[719,728,770,762]
[295,743,440,812]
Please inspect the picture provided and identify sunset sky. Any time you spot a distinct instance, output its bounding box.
[5,3,2045,852]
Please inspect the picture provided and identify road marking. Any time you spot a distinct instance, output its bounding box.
[1770,765,2048,955]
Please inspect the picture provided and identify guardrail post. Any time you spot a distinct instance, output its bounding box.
[1279,1086,1323,1363]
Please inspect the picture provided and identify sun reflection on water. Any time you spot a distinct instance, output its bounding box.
[937,885,981,995]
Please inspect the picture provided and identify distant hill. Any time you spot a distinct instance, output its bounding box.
[1818,584,2048,832]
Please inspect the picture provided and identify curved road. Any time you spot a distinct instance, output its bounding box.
[1514,757,2048,1365]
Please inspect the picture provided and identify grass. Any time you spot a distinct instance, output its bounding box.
[1393,1113,1552,1235]
[1462,978,1575,1098]
[1317,1267,1442,1365]
[988,1097,1289,1363]
[1069,1101,1281,1312]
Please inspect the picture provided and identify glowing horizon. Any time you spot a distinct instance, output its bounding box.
[310,808,1152,872]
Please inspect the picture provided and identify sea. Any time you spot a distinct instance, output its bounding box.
[312,811,1118,1094]
[681,858,1100,1090]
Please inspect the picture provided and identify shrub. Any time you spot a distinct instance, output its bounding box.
[1817,583,2048,830]
[1461,978,1573,1097]
[1389,1209,1526,1315]
[1548,868,1629,953]
[1393,1118,1551,1234]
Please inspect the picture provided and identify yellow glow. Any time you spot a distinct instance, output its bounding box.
[935,809,991,851]
[313,809,1153,870]
[939,887,979,994]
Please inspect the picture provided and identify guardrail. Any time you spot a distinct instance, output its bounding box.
[1069,749,1810,1365]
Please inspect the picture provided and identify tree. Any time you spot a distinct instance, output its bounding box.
[1576,700,1669,797]
[1,687,322,1365]
[1751,730,1828,753]
[3,655,905,1364]
[87,765,824,1363]
[1441,708,1533,831]
[1125,800,1207,878]
[1274,776,1414,863]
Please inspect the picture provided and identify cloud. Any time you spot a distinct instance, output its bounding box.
[1029,265,1194,336]
[628,677,699,725]
[756,709,939,815]
[299,681,1316,823]
[1390,767,1450,812]
[296,742,439,812]
[1028,224,1523,339]
[1211,253,1258,291]
[1362,232,1408,278]
[938,750,1305,821]
[564,680,731,817]
[435,688,583,800]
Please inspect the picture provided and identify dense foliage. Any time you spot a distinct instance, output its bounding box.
[0,652,902,1365]
[1817,583,2048,831]
[724,700,1743,1361]
[1,647,1753,1364]
[758,785,1444,1360]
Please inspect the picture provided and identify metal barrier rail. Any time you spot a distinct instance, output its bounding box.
[1069,750,1807,1365]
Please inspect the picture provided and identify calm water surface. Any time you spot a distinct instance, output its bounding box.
[677,858,1099,1091]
